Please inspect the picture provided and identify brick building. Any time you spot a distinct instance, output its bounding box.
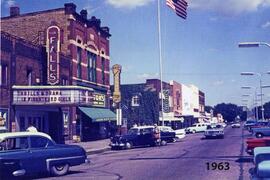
[0,3,115,142]
[112,79,192,129]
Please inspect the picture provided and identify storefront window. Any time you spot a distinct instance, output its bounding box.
[0,109,8,131]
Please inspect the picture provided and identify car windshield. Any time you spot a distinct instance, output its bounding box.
[128,129,139,135]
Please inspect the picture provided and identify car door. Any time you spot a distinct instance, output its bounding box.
[28,136,55,174]
[197,124,202,132]
[143,128,154,145]
[0,136,31,177]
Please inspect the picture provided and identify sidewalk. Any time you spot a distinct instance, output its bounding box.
[66,138,111,155]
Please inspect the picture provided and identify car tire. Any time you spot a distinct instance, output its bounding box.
[125,142,133,149]
[50,163,69,176]
[256,133,263,138]
[161,140,167,146]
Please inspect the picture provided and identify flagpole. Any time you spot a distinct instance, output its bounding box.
[157,0,164,126]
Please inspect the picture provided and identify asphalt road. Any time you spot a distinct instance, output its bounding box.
[38,125,254,180]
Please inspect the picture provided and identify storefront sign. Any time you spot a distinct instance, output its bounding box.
[13,86,106,107]
[163,90,170,113]
[46,25,60,85]
[112,64,121,103]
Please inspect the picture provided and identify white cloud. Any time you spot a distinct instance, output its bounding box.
[188,0,270,15]
[262,21,270,28]
[3,0,15,7]
[137,72,159,80]
[106,0,154,9]
[83,0,101,15]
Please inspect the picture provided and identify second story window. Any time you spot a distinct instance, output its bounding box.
[77,47,82,79]
[61,77,68,85]
[0,64,8,86]
[87,52,97,83]
[26,69,32,86]
[101,57,105,85]
[132,95,140,107]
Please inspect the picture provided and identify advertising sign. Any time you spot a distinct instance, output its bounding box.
[46,25,60,85]
[13,86,106,107]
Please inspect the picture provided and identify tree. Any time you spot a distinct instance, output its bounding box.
[205,106,214,113]
[214,103,243,122]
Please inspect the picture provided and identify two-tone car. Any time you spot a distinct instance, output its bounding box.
[185,123,210,134]
[0,132,88,178]
[110,125,175,150]
[204,124,224,139]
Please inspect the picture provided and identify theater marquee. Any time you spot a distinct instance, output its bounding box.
[47,25,60,85]
[12,86,106,107]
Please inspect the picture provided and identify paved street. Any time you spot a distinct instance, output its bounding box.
[37,125,254,180]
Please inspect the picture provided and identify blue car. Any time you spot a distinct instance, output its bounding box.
[0,132,88,178]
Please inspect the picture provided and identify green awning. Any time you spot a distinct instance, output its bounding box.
[79,107,116,122]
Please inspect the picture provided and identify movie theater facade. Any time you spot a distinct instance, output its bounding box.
[0,3,115,142]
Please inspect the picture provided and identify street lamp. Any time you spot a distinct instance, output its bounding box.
[241,72,270,120]
[239,42,270,48]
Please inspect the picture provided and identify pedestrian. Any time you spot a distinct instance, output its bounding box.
[26,122,38,132]
[153,124,161,145]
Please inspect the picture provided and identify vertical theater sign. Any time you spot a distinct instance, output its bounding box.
[46,25,60,85]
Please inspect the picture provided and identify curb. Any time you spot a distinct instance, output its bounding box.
[86,146,111,155]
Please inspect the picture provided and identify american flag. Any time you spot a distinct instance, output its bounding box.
[166,0,188,19]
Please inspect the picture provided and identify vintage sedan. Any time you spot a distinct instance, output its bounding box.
[246,137,270,155]
[0,132,88,178]
[231,123,241,128]
[110,126,172,149]
[204,124,224,139]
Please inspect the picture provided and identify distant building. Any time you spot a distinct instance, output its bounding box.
[0,3,115,142]
[111,79,202,129]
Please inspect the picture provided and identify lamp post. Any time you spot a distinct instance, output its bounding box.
[239,42,270,48]
[241,86,256,120]
[241,72,270,120]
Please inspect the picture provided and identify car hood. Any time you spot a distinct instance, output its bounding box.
[206,128,224,132]
[111,134,135,142]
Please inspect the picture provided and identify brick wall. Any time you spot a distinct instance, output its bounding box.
[1,9,70,55]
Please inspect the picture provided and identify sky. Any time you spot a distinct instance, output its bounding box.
[1,0,270,107]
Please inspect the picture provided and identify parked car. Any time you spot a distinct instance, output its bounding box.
[110,126,169,150]
[253,127,270,138]
[249,121,269,133]
[244,120,257,131]
[231,123,241,128]
[253,147,270,178]
[217,122,227,128]
[246,137,270,155]
[0,132,88,178]
[185,123,209,134]
[158,126,177,142]
[174,128,186,140]
[204,124,224,139]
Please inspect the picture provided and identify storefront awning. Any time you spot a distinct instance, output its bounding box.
[79,107,116,122]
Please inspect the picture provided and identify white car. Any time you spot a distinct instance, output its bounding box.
[185,123,210,134]
[158,126,186,140]
[231,123,241,128]
[174,129,186,139]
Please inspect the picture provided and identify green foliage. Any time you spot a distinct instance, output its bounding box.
[213,103,243,122]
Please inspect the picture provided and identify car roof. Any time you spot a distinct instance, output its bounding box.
[131,126,154,130]
[0,131,52,141]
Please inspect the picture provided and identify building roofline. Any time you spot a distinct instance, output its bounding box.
[1,8,64,20]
